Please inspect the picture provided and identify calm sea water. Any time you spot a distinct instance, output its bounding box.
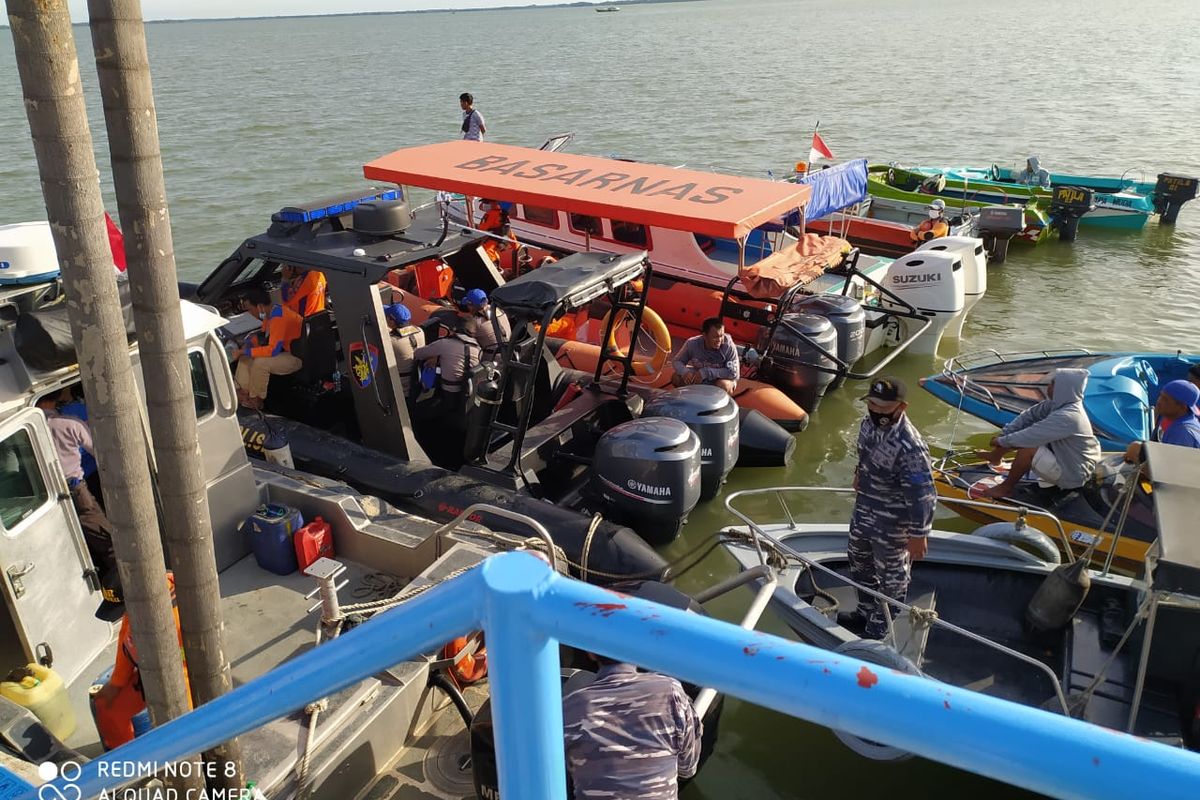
[3,0,1199,796]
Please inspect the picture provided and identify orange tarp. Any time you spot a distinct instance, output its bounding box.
[363,141,811,240]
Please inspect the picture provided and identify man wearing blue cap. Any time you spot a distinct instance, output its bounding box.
[460,288,510,357]
[384,302,423,396]
[1124,379,1200,464]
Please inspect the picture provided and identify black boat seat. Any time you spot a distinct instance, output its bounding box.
[287,311,338,384]
[488,388,624,467]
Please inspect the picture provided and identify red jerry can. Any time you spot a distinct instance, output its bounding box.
[294,516,335,572]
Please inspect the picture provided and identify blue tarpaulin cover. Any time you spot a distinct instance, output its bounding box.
[796,158,868,221]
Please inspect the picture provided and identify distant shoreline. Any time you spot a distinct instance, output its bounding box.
[35,0,701,27]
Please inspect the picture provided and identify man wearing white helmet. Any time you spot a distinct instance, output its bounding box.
[910,198,950,243]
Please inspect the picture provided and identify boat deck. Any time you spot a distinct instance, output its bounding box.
[61,535,493,797]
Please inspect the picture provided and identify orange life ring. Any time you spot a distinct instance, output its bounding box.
[601,305,671,377]
[440,634,488,685]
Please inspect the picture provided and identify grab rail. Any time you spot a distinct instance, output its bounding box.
[938,348,1094,411]
[723,486,1074,715]
[18,552,1200,800]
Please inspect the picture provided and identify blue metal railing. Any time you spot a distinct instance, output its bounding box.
[18,552,1200,800]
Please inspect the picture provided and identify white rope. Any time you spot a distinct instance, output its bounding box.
[294,698,328,800]
[579,514,603,584]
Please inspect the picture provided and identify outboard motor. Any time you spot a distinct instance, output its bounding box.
[757,312,837,412]
[789,294,865,391]
[916,235,987,340]
[976,205,1025,264]
[880,251,964,356]
[643,385,739,501]
[1152,172,1198,224]
[589,418,701,545]
[470,580,725,800]
[1047,186,1094,242]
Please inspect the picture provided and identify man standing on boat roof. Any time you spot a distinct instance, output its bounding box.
[842,377,936,640]
[460,92,486,142]
[1016,156,1052,190]
[977,368,1101,499]
[1124,379,1200,465]
[671,317,739,395]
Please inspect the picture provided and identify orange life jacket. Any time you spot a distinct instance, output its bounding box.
[283,270,327,317]
[249,304,303,359]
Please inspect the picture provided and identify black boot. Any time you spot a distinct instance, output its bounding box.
[836,610,868,634]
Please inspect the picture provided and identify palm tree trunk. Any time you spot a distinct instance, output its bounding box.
[86,0,244,788]
[6,1,201,794]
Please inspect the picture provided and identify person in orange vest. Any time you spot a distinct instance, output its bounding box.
[280,264,327,317]
[232,286,304,410]
[910,199,950,243]
[92,572,191,751]
[478,200,517,267]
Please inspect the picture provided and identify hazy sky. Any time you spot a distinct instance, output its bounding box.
[66,0,573,22]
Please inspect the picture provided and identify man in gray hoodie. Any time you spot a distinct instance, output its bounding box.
[977,368,1101,499]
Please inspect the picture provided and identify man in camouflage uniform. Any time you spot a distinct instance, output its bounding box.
[562,654,701,799]
[839,377,937,640]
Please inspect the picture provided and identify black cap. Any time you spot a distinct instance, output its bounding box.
[862,377,907,403]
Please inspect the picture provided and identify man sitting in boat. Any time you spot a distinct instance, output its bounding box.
[563,651,701,800]
[670,318,739,395]
[976,368,1101,499]
[384,302,423,396]
[910,199,950,243]
[1124,379,1200,464]
[280,263,327,317]
[232,286,304,410]
[1015,156,1052,190]
[459,287,510,358]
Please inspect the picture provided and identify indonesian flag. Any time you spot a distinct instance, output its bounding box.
[809,131,834,163]
[105,212,127,272]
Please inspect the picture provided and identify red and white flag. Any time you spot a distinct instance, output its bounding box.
[105,212,127,272]
[809,131,834,163]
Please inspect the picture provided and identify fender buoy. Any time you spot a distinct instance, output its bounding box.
[830,640,921,761]
[441,634,488,686]
[600,305,671,377]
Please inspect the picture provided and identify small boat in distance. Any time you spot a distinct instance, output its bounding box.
[595,5,620,11]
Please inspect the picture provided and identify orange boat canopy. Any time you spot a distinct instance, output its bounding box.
[363,141,811,240]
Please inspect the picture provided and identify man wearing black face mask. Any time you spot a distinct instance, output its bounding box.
[839,377,937,640]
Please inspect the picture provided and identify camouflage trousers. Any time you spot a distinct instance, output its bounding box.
[847,516,911,640]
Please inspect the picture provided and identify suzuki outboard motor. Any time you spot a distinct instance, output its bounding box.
[758,312,838,412]
[589,418,701,545]
[1153,173,1198,224]
[881,251,964,356]
[789,294,865,391]
[1047,186,1094,242]
[643,385,739,501]
[976,205,1025,264]
[917,235,987,340]
[470,580,725,800]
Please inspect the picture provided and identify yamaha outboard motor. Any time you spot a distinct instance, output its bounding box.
[588,418,701,546]
[881,251,964,355]
[643,385,739,501]
[757,312,838,412]
[976,205,1025,264]
[789,294,865,391]
[1047,186,1094,242]
[1153,173,1198,224]
[470,580,725,800]
[917,235,987,340]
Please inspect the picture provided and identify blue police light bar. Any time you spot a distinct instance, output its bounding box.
[277,188,401,224]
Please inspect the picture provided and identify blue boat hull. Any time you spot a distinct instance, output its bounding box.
[920,352,1200,450]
